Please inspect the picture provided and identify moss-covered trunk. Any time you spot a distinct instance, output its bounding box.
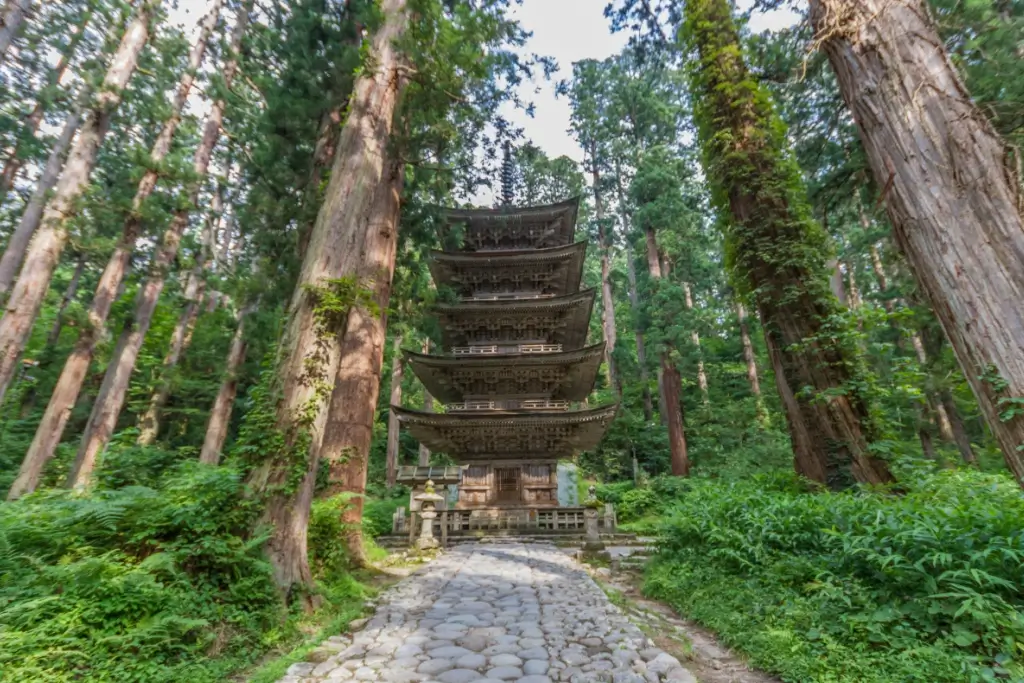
[685,0,893,489]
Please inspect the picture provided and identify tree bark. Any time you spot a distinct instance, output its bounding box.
[385,334,403,487]
[0,1,157,411]
[643,226,688,475]
[5,1,222,500]
[0,87,87,300]
[62,319,133,489]
[846,261,863,309]
[418,338,432,465]
[592,165,619,395]
[45,251,86,348]
[682,281,709,405]
[735,300,767,424]
[687,0,892,488]
[613,168,653,420]
[199,302,253,465]
[0,0,31,62]
[68,2,244,491]
[828,259,847,305]
[810,0,1024,483]
[0,6,91,202]
[138,177,224,445]
[247,0,408,592]
[136,271,205,445]
[323,156,404,567]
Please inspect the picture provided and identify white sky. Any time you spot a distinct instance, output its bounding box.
[167,0,799,174]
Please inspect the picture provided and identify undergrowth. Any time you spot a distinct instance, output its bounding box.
[0,450,378,683]
[629,468,1024,683]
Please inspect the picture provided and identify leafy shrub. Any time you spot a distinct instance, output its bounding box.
[0,462,283,683]
[645,467,1024,682]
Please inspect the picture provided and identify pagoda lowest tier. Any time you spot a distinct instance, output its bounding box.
[392,404,617,460]
[395,197,616,509]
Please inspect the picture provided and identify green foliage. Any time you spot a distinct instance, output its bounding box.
[644,469,1024,682]
[0,462,282,683]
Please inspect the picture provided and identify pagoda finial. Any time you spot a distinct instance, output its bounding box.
[501,140,514,206]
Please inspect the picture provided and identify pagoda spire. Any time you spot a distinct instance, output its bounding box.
[501,140,514,206]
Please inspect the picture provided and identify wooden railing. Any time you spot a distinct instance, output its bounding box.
[393,505,617,538]
[447,399,570,412]
[463,292,554,302]
[452,343,562,356]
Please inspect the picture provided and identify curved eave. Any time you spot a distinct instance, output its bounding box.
[393,403,618,460]
[435,289,596,350]
[428,241,587,297]
[404,342,606,403]
[440,197,580,223]
[438,197,580,251]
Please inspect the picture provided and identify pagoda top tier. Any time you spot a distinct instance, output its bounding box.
[392,403,618,461]
[435,289,595,351]
[441,197,580,252]
[404,342,605,403]
[429,241,586,300]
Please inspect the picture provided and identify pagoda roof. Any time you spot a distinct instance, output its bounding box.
[403,343,606,403]
[435,289,596,350]
[429,241,587,298]
[441,197,580,252]
[392,403,618,461]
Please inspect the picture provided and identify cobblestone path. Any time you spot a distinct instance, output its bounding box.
[278,543,697,683]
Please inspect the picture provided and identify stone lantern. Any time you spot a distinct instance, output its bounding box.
[413,480,446,550]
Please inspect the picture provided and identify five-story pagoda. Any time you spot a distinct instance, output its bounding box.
[393,197,617,508]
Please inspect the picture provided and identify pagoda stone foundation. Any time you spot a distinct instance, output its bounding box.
[391,198,618,538]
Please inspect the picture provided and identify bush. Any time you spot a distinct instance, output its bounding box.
[644,468,1024,682]
[0,462,283,683]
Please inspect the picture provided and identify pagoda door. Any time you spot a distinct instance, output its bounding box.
[495,467,521,504]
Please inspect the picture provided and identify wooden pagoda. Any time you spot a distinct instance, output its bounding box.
[393,197,617,509]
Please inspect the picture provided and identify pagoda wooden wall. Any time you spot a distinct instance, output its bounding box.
[457,461,558,508]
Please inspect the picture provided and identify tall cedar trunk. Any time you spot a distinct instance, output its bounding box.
[418,338,432,465]
[6,1,222,499]
[682,281,709,405]
[942,389,978,464]
[247,0,408,592]
[0,0,31,61]
[687,0,892,489]
[846,262,863,308]
[828,259,847,304]
[614,169,653,420]
[138,179,224,444]
[136,272,205,444]
[591,165,619,395]
[0,87,88,299]
[0,2,156,411]
[735,300,767,423]
[45,252,86,347]
[68,2,246,491]
[0,7,91,201]
[868,245,895,314]
[810,0,1024,482]
[199,302,252,465]
[324,158,404,566]
[385,334,403,487]
[643,226,688,474]
[64,319,133,486]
